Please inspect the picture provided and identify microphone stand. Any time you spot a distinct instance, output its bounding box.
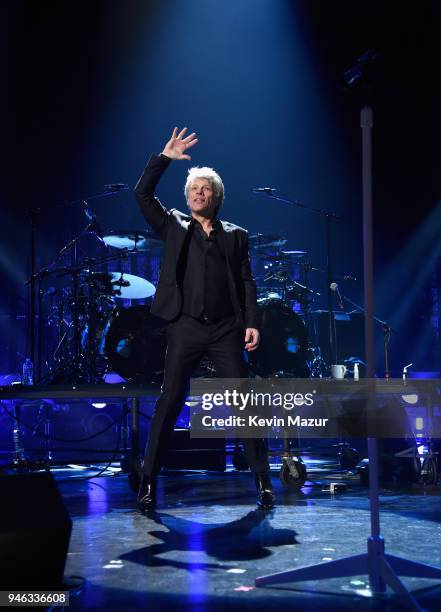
[56,185,129,209]
[53,205,106,384]
[256,52,441,611]
[254,191,342,365]
[339,292,395,379]
[26,207,40,382]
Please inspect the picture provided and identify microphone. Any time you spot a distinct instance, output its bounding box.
[330,282,345,311]
[252,187,278,194]
[104,183,129,192]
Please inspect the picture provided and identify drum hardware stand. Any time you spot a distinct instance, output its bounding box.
[307,345,328,378]
[56,201,106,380]
[325,212,337,365]
[62,259,82,381]
[256,59,441,610]
[52,297,70,364]
[254,191,342,367]
[36,271,49,382]
[25,186,125,385]
[26,206,40,381]
[25,267,51,383]
[41,249,130,384]
[295,261,329,378]
[262,268,289,303]
[24,202,160,387]
[82,256,118,384]
[37,183,124,382]
[86,280,98,383]
[26,212,87,384]
[12,403,26,466]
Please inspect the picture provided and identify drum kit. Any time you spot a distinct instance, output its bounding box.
[31,202,341,384]
[247,234,323,379]
[35,227,169,384]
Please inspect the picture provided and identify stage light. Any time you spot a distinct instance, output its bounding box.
[91,402,107,409]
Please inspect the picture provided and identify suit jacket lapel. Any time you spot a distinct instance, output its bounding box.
[175,218,194,282]
[219,221,235,264]
[175,218,192,255]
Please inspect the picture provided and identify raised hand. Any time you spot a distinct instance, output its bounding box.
[161,127,198,161]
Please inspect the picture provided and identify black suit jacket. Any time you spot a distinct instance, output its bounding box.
[134,154,259,329]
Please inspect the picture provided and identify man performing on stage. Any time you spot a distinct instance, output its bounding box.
[134,127,274,512]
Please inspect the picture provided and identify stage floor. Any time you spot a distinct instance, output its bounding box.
[50,464,441,611]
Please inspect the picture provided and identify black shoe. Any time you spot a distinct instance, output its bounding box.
[255,471,275,510]
[137,474,157,513]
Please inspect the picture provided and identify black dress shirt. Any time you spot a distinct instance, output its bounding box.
[180,218,234,319]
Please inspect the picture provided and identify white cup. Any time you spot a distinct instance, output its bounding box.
[331,364,347,379]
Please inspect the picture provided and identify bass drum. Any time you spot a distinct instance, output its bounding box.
[104,305,167,383]
[249,301,309,377]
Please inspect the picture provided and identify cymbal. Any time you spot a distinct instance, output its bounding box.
[261,250,307,261]
[109,272,156,299]
[263,270,290,283]
[257,291,283,304]
[103,230,163,251]
[282,250,307,257]
[84,271,156,299]
[249,234,287,249]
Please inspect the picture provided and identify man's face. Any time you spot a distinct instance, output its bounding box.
[187,178,217,217]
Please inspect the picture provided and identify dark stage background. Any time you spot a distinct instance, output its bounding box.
[4,0,441,378]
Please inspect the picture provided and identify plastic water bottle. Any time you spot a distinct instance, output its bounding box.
[353,362,359,380]
[22,358,33,385]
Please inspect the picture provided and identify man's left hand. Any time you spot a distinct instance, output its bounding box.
[244,328,260,351]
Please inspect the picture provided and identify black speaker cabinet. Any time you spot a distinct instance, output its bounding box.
[0,472,72,589]
[163,428,226,471]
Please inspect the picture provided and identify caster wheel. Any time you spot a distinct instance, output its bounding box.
[338,446,360,470]
[279,458,307,489]
[232,447,249,471]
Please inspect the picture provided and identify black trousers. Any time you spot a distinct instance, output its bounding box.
[142,313,269,476]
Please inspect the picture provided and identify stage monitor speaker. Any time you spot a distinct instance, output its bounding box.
[0,472,72,589]
[163,428,226,471]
